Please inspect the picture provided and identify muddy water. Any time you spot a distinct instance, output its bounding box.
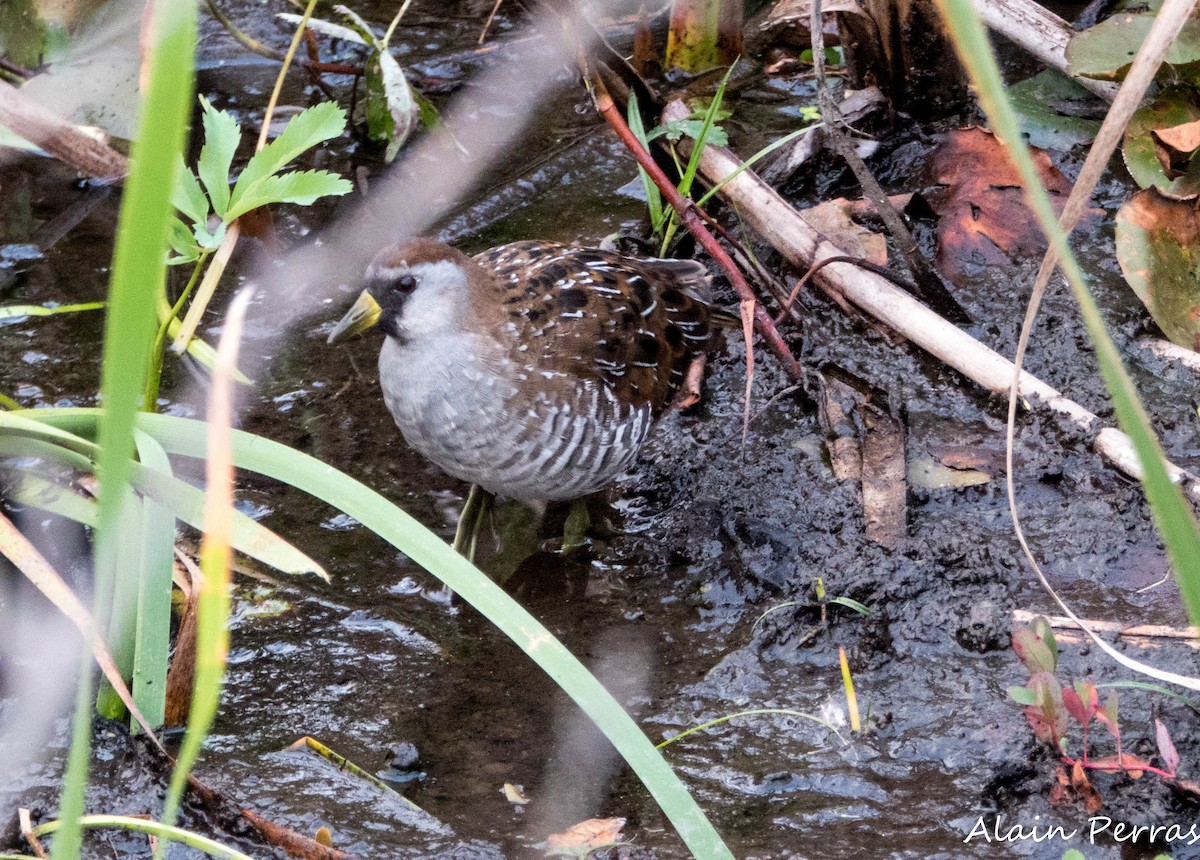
[3,1,1200,858]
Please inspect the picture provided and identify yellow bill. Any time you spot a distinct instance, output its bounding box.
[327,290,382,344]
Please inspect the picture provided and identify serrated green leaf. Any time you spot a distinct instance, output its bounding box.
[228,102,347,216]
[193,219,225,250]
[223,170,352,222]
[197,96,241,219]
[167,216,201,265]
[172,159,210,226]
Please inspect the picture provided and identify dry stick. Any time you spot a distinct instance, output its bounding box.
[660,98,1200,505]
[970,0,1117,100]
[1012,609,1200,646]
[479,0,505,44]
[809,0,967,324]
[0,80,128,179]
[999,0,1200,687]
[590,81,805,382]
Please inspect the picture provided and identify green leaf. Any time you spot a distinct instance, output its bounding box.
[1008,685,1038,706]
[1009,69,1101,151]
[228,102,347,217]
[1067,13,1200,81]
[166,216,202,265]
[1115,189,1200,350]
[1122,88,1200,198]
[333,4,383,50]
[194,219,226,251]
[627,93,665,236]
[55,0,197,849]
[172,160,210,226]
[829,596,871,615]
[376,50,418,162]
[223,170,352,222]
[0,413,324,578]
[196,96,241,219]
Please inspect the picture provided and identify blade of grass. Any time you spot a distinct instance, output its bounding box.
[34,816,253,860]
[54,0,196,852]
[0,302,104,319]
[26,406,735,860]
[0,413,326,578]
[157,289,249,853]
[935,0,1200,690]
[129,430,176,731]
[95,485,143,720]
[627,93,665,237]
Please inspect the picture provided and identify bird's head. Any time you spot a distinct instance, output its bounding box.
[327,238,480,345]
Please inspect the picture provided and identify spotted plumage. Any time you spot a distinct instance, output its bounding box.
[329,238,718,503]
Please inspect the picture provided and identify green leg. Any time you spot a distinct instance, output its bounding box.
[452,484,493,563]
[561,497,590,555]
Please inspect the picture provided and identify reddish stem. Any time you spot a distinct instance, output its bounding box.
[1060,755,1175,781]
[592,86,805,382]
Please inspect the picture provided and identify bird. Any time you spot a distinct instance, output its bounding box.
[327,237,720,552]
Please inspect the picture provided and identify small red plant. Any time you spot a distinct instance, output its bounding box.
[1007,618,1183,810]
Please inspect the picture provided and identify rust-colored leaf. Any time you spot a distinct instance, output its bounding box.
[1048,766,1074,807]
[1071,760,1104,814]
[1153,118,1200,158]
[927,127,1096,283]
[540,817,626,857]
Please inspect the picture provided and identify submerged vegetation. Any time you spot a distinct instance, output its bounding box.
[2,0,1200,857]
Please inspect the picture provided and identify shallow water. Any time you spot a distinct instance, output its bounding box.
[3,2,1200,859]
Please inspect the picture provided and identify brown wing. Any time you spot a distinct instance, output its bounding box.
[474,241,713,414]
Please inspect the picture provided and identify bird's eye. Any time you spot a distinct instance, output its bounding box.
[396,274,417,294]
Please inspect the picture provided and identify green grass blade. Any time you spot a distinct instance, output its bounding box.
[627,93,665,235]
[934,0,1200,636]
[129,430,175,731]
[0,302,104,319]
[94,486,143,720]
[28,406,734,860]
[35,816,253,860]
[54,0,196,846]
[0,411,326,578]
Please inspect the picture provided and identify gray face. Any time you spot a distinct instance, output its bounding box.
[365,259,470,343]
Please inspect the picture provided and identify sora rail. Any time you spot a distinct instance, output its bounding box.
[328,238,719,506]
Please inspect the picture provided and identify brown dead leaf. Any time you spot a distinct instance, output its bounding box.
[1153,118,1200,158]
[540,817,626,857]
[1048,766,1074,807]
[800,197,889,265]
[927,127,1097,283]
[1071,760,1104,814]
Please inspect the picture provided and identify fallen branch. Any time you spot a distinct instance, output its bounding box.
[661,98,1200,503]
[0,80,127,179]
[971,0,1118,101]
